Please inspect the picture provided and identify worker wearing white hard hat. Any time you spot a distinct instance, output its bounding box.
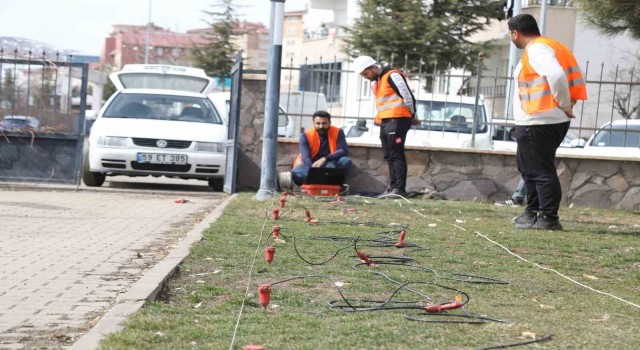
[352,55,378,75]
[353,55,418,197]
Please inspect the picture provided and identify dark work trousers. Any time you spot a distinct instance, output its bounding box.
[380,117,412,191]
[515,121,570,220]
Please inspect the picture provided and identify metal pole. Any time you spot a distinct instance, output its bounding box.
[144,0,152,64]
[471,52,484,148]
[540,0,548,36]
[504,0,522,119]
[255,0,285,201]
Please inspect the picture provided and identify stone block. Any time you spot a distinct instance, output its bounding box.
[441,179,497,202]
[606,175,629,192]
[572,183,613,209]
[617,186,640,211]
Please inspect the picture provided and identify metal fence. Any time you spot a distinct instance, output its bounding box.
[0,49,88,184]
[279,54,640,151]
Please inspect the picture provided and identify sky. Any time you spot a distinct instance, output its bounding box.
[0,0,308,55]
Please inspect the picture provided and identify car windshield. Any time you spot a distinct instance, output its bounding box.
[592,123,640,147]
[103,93,222,124]
[413,100,487,133]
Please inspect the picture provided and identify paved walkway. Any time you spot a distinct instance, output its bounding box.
[0,184,227,349]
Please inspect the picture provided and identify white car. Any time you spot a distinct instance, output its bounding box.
[341,94,493,149]
[583,119,640,158]
[83,64,228,190]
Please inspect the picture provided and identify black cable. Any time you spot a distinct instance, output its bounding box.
[476,332,554,350]
[293,234,354,265]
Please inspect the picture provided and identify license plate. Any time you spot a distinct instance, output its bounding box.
[137,153,188,165]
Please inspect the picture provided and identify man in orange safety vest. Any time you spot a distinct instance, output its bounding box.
[291,111,352,186]
[508,14,587,231]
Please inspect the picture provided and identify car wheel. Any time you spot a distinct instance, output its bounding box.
[82,152,105,187]
[208,178,224,192]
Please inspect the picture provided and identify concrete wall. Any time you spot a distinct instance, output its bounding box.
[237,75,640,211]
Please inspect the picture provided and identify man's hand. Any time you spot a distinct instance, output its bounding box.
[411,118,421,126]
[312,157,326,168]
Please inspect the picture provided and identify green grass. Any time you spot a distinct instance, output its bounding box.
[100,193,640,349]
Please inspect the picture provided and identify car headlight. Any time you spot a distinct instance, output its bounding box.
[195,142,225,153]
[97,136,128,147]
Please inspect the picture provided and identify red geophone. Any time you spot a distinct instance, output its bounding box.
[272,208,280,220]
[395,230,407,248]
[258,284,272,309]
[265,246,276,264]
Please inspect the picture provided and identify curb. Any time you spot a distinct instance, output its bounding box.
[70,193,238,350]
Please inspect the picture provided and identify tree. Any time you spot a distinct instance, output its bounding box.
[575,0,640,39]
[344,0,505,73]
[191,0,239,81]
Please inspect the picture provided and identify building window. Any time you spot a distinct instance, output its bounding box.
[299,62,342,103]
[360,79,372,99]
[287,28,296,35]
[156,47,164,55]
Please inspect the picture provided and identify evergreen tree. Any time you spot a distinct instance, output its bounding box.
[344,0,504,73]
[575,0,640,39]
[191,0,239,81]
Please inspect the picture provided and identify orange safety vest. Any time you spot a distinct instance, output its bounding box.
[373,69,413,125]
[518,37,588,114]
[292,126,340,168]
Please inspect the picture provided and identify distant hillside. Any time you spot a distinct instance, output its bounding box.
[0,36,75,60]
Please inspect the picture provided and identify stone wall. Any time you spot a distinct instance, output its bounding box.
[237,75,640,211]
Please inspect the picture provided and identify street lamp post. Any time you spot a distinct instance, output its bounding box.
[255,0,285,201]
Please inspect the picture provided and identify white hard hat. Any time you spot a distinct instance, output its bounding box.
[353,55,377,74]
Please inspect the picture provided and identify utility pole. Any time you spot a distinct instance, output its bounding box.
[255,0,285,201]
[144,0,152,64]
[504,0,522,119]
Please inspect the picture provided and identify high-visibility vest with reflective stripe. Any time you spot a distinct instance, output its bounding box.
[292,126,339,168]
[373,69,412,124]
[518,37,587,114]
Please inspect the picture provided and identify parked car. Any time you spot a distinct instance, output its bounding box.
[0,115,40,131]
[583,119,640,158]
[341,94,492,149]
[83,64,228,190]
[208,91,294,138]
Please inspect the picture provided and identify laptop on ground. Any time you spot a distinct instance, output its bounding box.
[304,167,347,186]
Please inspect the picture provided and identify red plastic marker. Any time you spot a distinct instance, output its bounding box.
[244,346,264,350]
[265,246,276,264]
[272,208,280,220]
[258,284,272,309]
[356,251,376,266]
[425,301,464,313]
[395,230,407,248]
[271,226,281,238]
[279,196,286,208]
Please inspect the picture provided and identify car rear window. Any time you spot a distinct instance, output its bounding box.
[118,73,210,93]
[103,93,222,124]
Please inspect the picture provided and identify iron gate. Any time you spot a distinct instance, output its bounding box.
[223,52,243,194]
[0,50,88,184]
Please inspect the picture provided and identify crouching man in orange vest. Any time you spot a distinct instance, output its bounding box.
[291,111,352,186]
[508,14,587,231]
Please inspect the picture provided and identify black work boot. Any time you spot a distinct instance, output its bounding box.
[512,210,537,229]
[532,213,563,231]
